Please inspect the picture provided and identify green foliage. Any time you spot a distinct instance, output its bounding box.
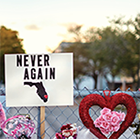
[131,122,140,135]
[61,13,140,90]
[63,42,89,89]
[0,26,25,83]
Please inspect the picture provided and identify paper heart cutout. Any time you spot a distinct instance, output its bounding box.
[79,91,136,139]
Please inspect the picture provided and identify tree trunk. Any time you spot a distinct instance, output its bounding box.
[111,76,115,90]
[93,74,98,89]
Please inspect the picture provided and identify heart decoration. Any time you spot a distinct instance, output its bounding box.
[79,90,137,139]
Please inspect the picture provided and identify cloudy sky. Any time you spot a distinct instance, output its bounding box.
[0,0,140,53]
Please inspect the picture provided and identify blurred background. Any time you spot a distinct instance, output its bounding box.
[0,0,140,91]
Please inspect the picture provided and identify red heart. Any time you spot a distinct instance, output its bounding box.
[79,91,136,139]
[44,95,48,99]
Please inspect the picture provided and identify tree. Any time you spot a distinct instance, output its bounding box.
[61,14,140,90]
[63,42,89,89]
[133,14,140,88]
[62,24,121,89]
[108,15,140,89]
[62,24,105,89]
[95,27,126,89]
[0,26,25,83]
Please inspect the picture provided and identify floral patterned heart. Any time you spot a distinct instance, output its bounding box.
[79,90,137,139]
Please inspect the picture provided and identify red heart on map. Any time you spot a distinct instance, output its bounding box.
[79,90,136,139]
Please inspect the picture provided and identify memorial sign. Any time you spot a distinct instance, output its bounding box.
[5,53,73,106]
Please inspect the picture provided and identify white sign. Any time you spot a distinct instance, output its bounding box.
[5,53,73,107]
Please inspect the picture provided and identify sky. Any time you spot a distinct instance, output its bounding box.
[0,0,140,53]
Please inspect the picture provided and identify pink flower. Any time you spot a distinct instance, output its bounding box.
[100,120,110,129]
[102,112,112,122]
[108,125,114,132]
[111,115,120,125]
[94,107,125,135]
[94,118,102,128]
[119,112,125,121]
[100,107,111,115]
[111,111,125,121]
[111,111,119,116]
[100,127,110,135]
[112,124,120,132]
[98,116,105,122]
[55,133,63,139]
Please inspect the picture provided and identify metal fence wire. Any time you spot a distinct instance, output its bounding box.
[0,87,140,139]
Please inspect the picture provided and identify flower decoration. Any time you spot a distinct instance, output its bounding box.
[1,115,35,139]
[94,107,125,135]
[0,102,35,139]
[79,90,137,139]
[54,123,80,139]
[0,102,6,128]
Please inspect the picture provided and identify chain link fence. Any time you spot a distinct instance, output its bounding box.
[0,87,140,138]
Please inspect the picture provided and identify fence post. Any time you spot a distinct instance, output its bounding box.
[40,106,45,139]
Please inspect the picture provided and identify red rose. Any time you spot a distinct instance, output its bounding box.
[61,124,72,131]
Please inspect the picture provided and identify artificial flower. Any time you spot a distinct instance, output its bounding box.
[55,133,62,139]
[54,123,80,139]
[94,107,126,135]
[0,102,6,128]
